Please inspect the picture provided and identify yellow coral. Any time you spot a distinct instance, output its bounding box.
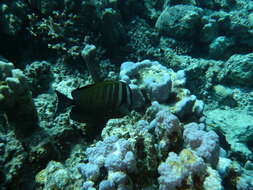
[180,149,197,165]
[35,169,47,184]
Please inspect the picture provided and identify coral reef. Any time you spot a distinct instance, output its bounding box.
[35,161,82,190]
[0,0,29,36]
[158,149,207,190]
[120,60,203,121]
[28,57,252,189]
[79,136,136,190]
[0,60,38,139]
[81,44,102,82]
[222,53,253,87]
[156,5,203,39]
[0,131,27,189]
[0,0,253,189]
[206,109,253,161]
[183,122,219,167]
[24,61,52,95]
[38,98,218,190]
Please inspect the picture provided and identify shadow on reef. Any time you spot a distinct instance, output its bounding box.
[0,114,90,190]
[0,31,53,67]
[0,61,90,190]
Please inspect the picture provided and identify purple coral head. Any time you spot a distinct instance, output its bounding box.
[99,180,115,190]
[123,151,136,172]
[183,123,220,166]
[143,73,172,103]
[105,153,126,171]
[78,163,100,181]
[153,110,181,135]
[110,171,128,184]
[82,181,95,190]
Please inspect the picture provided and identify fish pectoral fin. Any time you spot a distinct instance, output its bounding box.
[118,104,130,116]
[70,106,107,125]
[70,106,98,123]
[70,107,87,123]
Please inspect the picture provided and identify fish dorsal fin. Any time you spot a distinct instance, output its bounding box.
[71,81,119,100]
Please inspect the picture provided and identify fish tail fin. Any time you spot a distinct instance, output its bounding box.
[55,91,73,115]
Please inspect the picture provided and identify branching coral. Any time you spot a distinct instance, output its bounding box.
[27,11,84,60]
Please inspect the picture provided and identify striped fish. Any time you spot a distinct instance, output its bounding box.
[56,81,133,123]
